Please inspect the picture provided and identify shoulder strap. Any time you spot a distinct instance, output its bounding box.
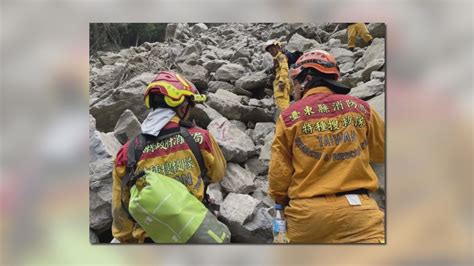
[180,127,213,209]
[179,127,208,182]
[121,134,147,189]
[120,133,148,218]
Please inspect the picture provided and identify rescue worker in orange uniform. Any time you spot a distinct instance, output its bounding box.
[347,23,373,51]
[264,39,291,112]
[268,50,385,243]
[111,71,227,243]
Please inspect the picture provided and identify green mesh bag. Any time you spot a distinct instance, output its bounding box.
[129,170,230,243]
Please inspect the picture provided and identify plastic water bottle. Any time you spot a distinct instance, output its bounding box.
[272,204,289,243]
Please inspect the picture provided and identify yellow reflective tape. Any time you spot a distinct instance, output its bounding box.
[175,73,190,89]
[145,95,150,108]
[193,94,207,103]
[164,95,184,107]
[207,229,226,243]
[146,81,194,100]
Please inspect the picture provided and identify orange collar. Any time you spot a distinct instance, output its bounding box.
[303,86,334,99]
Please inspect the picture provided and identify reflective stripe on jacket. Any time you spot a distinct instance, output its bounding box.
[268,86,385,205]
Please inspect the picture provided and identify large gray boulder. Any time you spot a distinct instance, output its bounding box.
[235,71,269,91]
[368,92,385,119]
[208,80,234,93]
[244,156,269,176]
[201,49,219,61]
[220,193,263,242]
[370,71,385,82]
[90,72,155,132]
[89,114,120,233]
[229,120,247,131]
[165,23,189,41]
[254,178,270,195]
[221,163,256,194]
[207,89,243,120]
[90,129,122,162]
[286,33,321,52]
[339,62,355,76]
[239,207,273,243]
[219,191,273,243]
[329,47,357,64]
[215,63,247,82]
[252,188,274,208]
[258,131,275,171]
[206,182,224,207]
[177,63,209,91]
[232,86,253,97]
[253,98,274,110]
[178,42,203,60]
[220,193,259,225]
[189,103,224,129]
[113,109,141,144]
[327,38,342,48]
[360,38,385,67]
[208,117,257,163]
[230,47,251,62]
[268,26,290,39]
[261,53,274,70]
[165,23,178,41]
[211,47,235,60]
[367,23,386,39]
[361,58,385,81]
[203,59,228,73]
[89,158,114,232]
[207,90,273,123]
[340,69,364,88]
[349,79,385,100]
[97,52,123,65]
[191,23,208,36]
[250,122,275,145]
[89,63,125,94]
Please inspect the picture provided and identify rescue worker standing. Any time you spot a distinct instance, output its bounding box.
[268,50,385,243]
[111,71,227,243]
[264,40,291,112]
[347,23,373,51]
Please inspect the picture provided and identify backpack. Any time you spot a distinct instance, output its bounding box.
[120,126,231,243]
[284,50,303,68]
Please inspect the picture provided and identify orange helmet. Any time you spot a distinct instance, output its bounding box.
[144,71,206,108]
[290,50,340,80]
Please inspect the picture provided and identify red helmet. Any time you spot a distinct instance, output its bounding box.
[290,50,340,80]
[144,71,206,108]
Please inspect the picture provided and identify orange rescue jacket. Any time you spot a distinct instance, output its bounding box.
[268,86,385,205]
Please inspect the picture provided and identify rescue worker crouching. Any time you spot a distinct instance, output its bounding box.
[264,39,291,112]
[268,50,385,243]
[111,71,227,243]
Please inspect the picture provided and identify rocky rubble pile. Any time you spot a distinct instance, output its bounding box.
[89,23,386,243]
